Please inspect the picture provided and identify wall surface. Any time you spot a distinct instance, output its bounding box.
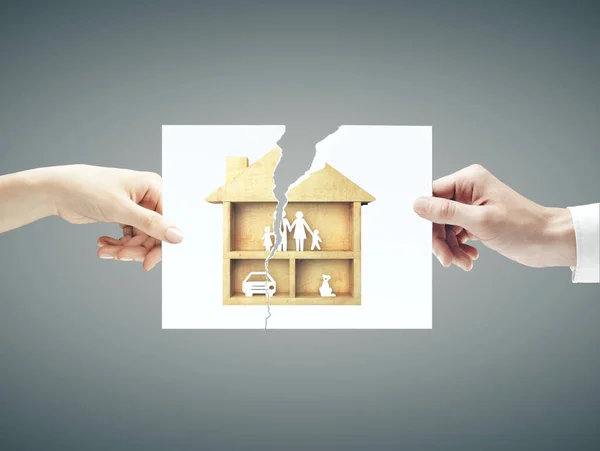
[1,0,599,450]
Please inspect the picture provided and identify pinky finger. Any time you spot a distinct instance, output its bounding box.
[432,237,453,267]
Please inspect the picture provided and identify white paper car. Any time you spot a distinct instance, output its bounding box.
[242,272,276,297]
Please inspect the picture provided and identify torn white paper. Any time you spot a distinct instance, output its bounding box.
[162,125,432,329]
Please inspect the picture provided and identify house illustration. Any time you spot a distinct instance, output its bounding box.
[205,148,375,305]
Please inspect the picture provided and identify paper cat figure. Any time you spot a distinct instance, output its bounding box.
[319,274,336,297]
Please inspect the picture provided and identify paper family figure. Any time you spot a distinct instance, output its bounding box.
[273,210,292,251]
[261,226,274,252]
[311,230,322,250]
[319,274,336,297]
[290,211,313,252]
[268,211,323,252]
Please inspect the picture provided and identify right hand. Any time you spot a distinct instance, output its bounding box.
[413,164,576,271]
[40,164,182,271]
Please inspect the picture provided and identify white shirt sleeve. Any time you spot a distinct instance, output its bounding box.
[567,203,599,283]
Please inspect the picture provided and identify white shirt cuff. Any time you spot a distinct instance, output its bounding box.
[567,203,599,283]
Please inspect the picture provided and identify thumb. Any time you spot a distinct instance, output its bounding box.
[413,197,480,228]
[118,201,184,244]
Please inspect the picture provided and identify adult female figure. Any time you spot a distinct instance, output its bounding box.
[291,211,312,251]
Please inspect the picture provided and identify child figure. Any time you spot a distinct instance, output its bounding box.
[311,229,322,250]
[261,226,274,252]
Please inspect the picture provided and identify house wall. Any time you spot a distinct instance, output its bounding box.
[226,200,360,304]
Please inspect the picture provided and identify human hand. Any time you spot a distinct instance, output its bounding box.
[44,165,183,271]
[413,164,576,271]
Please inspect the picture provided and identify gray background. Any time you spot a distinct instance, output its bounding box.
[1,0,599,449]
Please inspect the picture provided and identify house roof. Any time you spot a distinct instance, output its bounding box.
[205,148,376,204]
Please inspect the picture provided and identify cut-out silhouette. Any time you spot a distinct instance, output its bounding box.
[273,210,292,251]
[319,274,336,297]
[311,229,322,250]
[242,271,276,297]
[290,211,312,252]
[261,226,274,252]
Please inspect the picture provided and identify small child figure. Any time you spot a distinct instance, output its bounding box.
[262,226,274,252]
[311,229,322,250]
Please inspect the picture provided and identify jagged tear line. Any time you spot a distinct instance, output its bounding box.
[265,152,325,328]
[264,148,284,329]
[264,126,337,329]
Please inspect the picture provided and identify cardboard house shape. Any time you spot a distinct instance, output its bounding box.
[205,148,375,305]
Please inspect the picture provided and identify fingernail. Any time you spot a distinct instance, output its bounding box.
[437,255,444,266]
[120,258,133,262]
[99,253,113,260]
[165,227,184,244]
[413,197,431,215]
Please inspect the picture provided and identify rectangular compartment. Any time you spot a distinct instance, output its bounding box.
[230,259,289,297]
[231,202,278,251]
[230,201,354,252]
[296,259,353,297]
[285,202,353,252]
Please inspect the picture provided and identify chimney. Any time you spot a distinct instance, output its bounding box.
[226,156,248,182]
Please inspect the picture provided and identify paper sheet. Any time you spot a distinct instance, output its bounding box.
[162,125,432,329]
